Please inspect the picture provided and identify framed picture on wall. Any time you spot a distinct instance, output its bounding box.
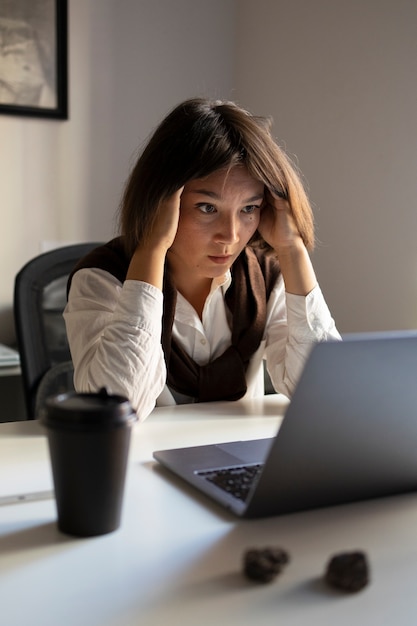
[0,0,67,119]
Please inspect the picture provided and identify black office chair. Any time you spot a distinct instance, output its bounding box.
[14,243,102,419]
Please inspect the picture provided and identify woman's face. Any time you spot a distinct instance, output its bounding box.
[168,166,264,286]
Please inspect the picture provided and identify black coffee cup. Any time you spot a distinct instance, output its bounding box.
[42,389,137,537]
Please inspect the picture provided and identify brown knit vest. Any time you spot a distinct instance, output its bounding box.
[68,237,281,402]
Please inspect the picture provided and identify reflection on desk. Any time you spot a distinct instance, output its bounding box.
[0,365,21,377]
[1,394,417,626]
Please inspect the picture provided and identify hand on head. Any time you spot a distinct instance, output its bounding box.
[258,191,304,255]
[149,186,184,253]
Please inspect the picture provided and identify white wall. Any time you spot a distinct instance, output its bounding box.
[0,0,236,343]
[236,0,417,332]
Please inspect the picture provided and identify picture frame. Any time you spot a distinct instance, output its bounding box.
[0,0,68,119]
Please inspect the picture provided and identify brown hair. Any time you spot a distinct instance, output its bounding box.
[119,98,314,255]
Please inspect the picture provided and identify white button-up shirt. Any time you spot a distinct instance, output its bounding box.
[64,268,341,421]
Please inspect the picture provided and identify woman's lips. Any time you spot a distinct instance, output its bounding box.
[208,255,233,265]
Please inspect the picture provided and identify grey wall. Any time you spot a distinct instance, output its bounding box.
[236,0,417,332]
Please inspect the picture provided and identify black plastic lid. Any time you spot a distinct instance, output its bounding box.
[42,388,137,430]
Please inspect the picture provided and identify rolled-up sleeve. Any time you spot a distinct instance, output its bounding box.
[265,278,341,397]
[64,268,167,420]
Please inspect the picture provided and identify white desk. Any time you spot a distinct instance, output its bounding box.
[1,395,417,626]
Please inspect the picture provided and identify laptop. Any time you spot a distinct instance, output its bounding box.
[153,331,417,518]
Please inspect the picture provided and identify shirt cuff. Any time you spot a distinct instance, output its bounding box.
[285,284,337,342]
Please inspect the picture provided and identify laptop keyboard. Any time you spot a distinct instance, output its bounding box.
[197,464,263,502]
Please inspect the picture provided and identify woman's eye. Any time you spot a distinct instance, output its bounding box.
[196,203,216,214]
[242,205,260,214]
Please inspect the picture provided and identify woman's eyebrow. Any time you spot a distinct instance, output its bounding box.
[245,193,264,203]
[190,188,220,199]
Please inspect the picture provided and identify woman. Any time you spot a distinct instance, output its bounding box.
[64,98,340,420]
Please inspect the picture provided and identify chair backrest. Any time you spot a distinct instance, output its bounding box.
[14,243,102,419]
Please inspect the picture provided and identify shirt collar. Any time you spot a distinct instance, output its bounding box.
[210,269,231,294]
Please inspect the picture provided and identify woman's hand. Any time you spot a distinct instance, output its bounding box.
[258,190,303,253]
[126,187,183,289]
[148,186,184,253]
[258,190,317,296]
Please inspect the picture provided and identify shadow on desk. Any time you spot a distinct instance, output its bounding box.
[152,395,289,422]
[0,520,71,556]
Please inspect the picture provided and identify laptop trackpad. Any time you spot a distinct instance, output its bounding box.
[217,438,274,464]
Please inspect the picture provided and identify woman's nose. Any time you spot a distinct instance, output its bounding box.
[215,214,239,244]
